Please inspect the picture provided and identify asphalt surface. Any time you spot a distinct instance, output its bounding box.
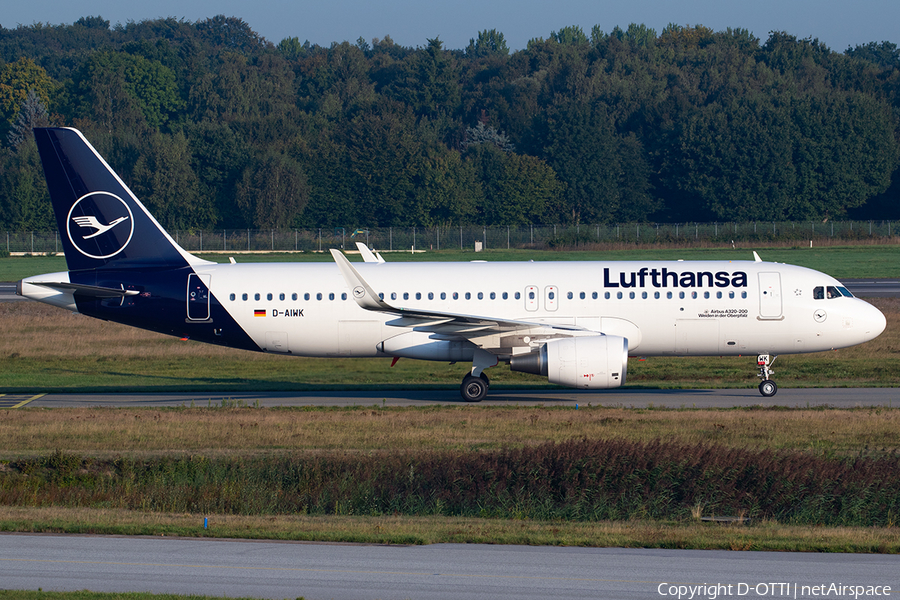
[0,281,17,300]
[15,387,900,408]
[2,534,898,600]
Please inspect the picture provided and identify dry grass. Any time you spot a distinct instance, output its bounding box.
[2,404,899,459]
[1,506,896,552]
[0,302,240,360]
[1,297,898,390]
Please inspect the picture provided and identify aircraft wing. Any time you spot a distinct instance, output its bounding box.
[330,249,585,343]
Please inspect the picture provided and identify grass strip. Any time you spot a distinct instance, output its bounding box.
[1,297,898,392]
[4,244,900,280]
[3,406,899,458]
[3,442,898,527]
[0,507,896,553]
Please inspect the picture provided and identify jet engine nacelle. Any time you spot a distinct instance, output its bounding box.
[510,335,628,389]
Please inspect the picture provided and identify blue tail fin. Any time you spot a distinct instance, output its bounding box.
[34,127,208,271]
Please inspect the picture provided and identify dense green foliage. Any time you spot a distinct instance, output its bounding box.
[4,441,899,526]
[0,17,898,229]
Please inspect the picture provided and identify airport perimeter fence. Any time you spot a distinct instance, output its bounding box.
[4,220,899,255]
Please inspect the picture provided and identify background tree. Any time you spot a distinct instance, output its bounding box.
[0,16,897,230]
[7,89,51,148]
[130,131,213,229]
[0,58,56,132]
[235,149,308,229]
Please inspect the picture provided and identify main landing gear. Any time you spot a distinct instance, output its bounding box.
[461,372,490,402]
[757,354,777,397]
[460,348,497,402]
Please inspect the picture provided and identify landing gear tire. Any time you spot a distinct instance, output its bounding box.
[461,374,489,402]
[759,379,777,397]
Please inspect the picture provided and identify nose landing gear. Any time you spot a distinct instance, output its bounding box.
[757,354,777,397]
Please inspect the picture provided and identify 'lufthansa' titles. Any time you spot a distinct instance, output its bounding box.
[603,267,748,289]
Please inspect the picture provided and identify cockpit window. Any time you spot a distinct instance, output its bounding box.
[836,286,853,298]
[814,285,851,300]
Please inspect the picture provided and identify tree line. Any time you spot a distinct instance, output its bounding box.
[0,16,898,231]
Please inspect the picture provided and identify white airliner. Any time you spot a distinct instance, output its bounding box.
[17,128,887,400]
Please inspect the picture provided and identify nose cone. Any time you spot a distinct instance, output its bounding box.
[857,300,887,343]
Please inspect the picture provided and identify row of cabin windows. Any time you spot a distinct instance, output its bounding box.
[227,290,750,302]
[228,292,349,301]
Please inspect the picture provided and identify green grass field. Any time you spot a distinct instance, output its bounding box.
[3,243,900,281]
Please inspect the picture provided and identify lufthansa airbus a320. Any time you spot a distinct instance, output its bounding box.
[18,128,886,401]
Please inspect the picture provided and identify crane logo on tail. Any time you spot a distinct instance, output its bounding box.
[67,192,134,259]
[72,215,130,239]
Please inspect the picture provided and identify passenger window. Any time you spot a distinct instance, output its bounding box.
[605,292,611,299]
[477,292,483,300]
[716,291,722,299]
[378,293,384,300]
[403,292,409,300]
[679,292,685,299]
[391,292,397,300]
[629,291,635,299]
[529,291,535,300]
[703,291,710,299]
[728,291,734,299]
[741,291,748,299]
[592,292,598,300]
[292,293,298,301]
[515,292,521,300]
[465,292,471,300]
[341,292,347,300]
[229,293,235,301]
[416,292,421,300]
[641,291,648,299]
[667,292,673,299]
[304,293,310,301]
[441,292,446,300]
[254,293,261,301]
[548,291,555,300]
[453,292,459,300]
[617,292,623,299]
[242,293,248,301]
[691,291,698,299]
[329,293,335,301]
[502,292,508,300]
[279,293,285,301]
[490,292,496,300]
[654,291,660,299]
[316,293,322,300]
[580,292,586,299]
[428,292,434,300]
[267,293,273,301]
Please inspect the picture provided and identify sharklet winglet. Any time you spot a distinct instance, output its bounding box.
[330,249,396,312]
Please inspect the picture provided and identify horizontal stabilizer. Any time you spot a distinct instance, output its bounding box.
[30,281,139,298]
